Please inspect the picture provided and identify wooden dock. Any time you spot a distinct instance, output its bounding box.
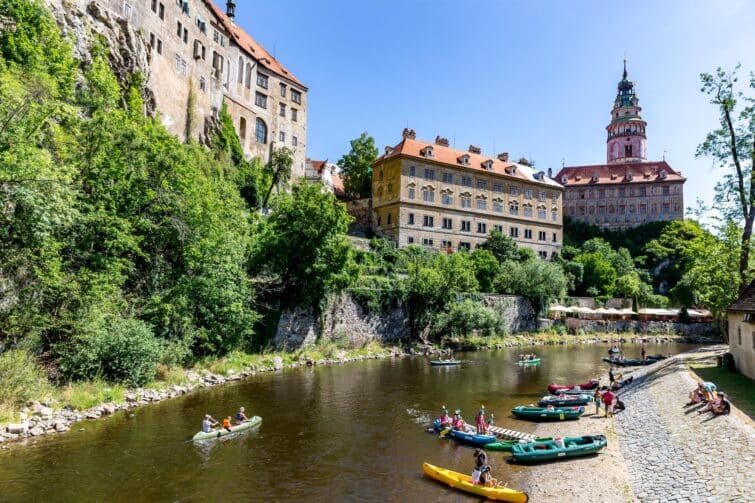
[463,424,536,442]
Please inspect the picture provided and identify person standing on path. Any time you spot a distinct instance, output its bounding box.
[593,388,602,415]
[602,388,615,417]
[608,368,615,387]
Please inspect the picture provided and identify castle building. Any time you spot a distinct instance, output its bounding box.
[554,63,685,230]
[371,130,564,258]
[51,0,308,178]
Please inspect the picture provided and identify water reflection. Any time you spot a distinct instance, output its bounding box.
[0,341,700,502]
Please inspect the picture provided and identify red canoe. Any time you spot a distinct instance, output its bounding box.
[547,379,599,394]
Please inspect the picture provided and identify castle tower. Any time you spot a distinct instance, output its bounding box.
[606,60,647,163]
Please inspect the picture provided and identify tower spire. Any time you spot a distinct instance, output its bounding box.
[623,56,627,80]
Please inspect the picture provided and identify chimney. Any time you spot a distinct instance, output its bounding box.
[226,1,236,22]
[468,144,481,155]
[547,167,553,178]
[402,128,416,140]
[518,157,530,166]
[434,136,449,147]
[497,152,509,162]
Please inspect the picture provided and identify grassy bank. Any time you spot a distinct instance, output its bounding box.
[689,363,755,419]
[0,341,390,425]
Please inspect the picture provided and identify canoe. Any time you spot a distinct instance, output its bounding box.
[646,354,666,361]
[422,462,529,503]
[547,380,599,394]
[192,416,262,441]
[602,357,653,366]
[433,419,497,447]
[430,359,461,366]
[557,388,599,396]
[516,358,541,365]
[511,406,584,421]
[509,435,607,463]
[538,394,593,407]
[484,437,553,452]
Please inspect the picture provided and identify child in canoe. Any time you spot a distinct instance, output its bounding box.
[452,410,466,431]
[235,406,249,424]
[222,416,232,431]
[438,406,452,428]
[475,406,488,434]
[472,449,499,487]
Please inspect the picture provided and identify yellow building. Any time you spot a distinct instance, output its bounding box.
[727,281,755,380]
[371,130,563,258]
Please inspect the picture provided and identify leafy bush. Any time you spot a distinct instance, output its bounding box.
[0,349,50,408]
[433,299,501,338]
[57,317,161,386]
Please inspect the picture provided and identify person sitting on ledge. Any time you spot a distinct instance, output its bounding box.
[698,392,731,415]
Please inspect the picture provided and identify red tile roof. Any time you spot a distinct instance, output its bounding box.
[375,136,562,188]
[331,171,346,197]
[553,161,685,186]
[309,160,326,174]
[202,1,306,89]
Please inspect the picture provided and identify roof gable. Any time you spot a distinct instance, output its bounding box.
[729,279,755,312]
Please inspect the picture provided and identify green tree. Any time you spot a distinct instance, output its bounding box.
[250,181,353,308]
[470,248,499,293]
[433,299,500,338]
[337,132,377,198]
[495,259,567,312]
[480,229,532,262]
[262,146,294,208]
[698,65,755,293]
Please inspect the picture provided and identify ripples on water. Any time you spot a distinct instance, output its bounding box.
[0,342,700,501]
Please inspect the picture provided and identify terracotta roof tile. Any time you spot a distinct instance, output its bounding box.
[554,162,685,186]
[376,137,562,188]
[202,1,306,89]
[331,172,345,197]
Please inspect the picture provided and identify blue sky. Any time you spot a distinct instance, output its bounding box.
[235,0,755,212]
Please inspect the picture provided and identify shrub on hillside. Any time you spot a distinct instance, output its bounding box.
[433,299,501,338]
[0,349,50,408]
[57,317,161,387]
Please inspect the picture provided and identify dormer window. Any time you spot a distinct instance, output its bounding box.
[659,170,668,179]
[457,154,470,166]
[420,146,434,158]
[591,174,599,183]
[534,171,545,181]
[384,146,393,155]
[626,173,634,181]
[561,175,568,185]
[506,165,517,175]
[482,159,494,170]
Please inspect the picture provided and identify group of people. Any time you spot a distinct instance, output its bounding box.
[201,406,250,433]
[689,381,731,415]
[608,368,634,390]
[438,405,493,434]
[592,386,625,417]
[518,353,537,361]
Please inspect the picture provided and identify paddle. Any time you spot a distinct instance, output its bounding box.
[438,427,452,438]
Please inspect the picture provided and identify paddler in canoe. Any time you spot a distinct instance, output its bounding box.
[202,414,219,433]
[475,406,488,434]
[235,406,249,424]
[438,406,452,428]
[452,410,467,431]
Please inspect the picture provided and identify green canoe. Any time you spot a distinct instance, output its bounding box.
[484,437,553,451]
[192,416,262,441]
[517,358,541,365]
[509,435,607,463]
[511,406,584,421]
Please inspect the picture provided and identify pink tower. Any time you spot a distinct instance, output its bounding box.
[606,60,647,163]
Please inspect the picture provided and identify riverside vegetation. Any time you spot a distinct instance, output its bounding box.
[0,1,749,427]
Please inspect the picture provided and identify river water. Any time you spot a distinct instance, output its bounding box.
[0,341,699,502]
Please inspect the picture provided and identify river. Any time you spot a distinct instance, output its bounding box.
[0,341,700,502]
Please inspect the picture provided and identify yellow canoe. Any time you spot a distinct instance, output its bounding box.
[422,462,529,502]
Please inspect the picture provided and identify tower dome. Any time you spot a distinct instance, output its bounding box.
[606,60,647,164]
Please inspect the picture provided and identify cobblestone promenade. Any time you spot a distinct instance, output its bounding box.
[615,347,755,503]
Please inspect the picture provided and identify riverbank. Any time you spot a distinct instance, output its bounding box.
[0,333,717,448]
[521,345,755,503]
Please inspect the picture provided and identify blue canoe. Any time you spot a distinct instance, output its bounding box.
[433,419,497,447]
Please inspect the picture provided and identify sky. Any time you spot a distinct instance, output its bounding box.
[234,0,755,212]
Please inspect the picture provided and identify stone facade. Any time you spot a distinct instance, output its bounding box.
[47,0,308,178]
[555,62,685,230]
[372,130,564,259]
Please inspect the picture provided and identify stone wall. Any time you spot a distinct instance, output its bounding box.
[554,319,718,339]
[274,292,409,350]
[482,294,537,334]
[274,293,537,349]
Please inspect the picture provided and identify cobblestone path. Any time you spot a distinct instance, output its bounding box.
[615,349,755,503]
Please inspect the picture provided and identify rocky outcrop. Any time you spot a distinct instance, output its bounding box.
[43,0,155,114]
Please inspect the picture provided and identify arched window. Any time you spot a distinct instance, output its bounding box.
[239,117,247,140]
[245,63,252,89]
[238,57,244,83]
[255,118,267,144]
